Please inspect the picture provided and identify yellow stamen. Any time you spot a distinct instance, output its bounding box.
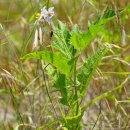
[35,13,41,18]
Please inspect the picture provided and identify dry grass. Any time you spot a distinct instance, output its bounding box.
[0,0,130,129]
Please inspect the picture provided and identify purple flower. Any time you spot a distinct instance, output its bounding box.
[41,7,54,24]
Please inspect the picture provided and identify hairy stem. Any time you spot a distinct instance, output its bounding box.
[74,58,79,115]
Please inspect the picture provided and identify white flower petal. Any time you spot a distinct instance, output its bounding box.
[44,16,52,24]
[37,6,54,25]
[48,7,54,13]
[41,7,48,16]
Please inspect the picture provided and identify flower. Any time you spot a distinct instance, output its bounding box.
[35,6,54,25]
[35,14,43,25]
[41,7,54,24]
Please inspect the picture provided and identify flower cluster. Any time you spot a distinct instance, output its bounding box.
[36,6,54,25]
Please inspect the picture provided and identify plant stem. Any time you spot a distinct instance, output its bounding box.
[74,58,79,115]
[47,0,50,9]
[41,61,58,119]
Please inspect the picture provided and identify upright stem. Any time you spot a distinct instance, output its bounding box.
[74,58,79,115]
[47,0,50,9]
[42,67,58,119]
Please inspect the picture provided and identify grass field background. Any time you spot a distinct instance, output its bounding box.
[0,0,130,129]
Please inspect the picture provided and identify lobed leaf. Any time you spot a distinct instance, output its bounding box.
[94,8,124,25]
[70,24,103,51]
[78,45,111,96]
[22,51,74,77]
[52,21,72,59]
[53,73,68,105]
[70,8,124,52]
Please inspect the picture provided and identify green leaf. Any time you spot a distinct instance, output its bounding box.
[0,89,8,94]
[70,24,80,34]
[78,45,111,95]
[21,25,36,56]
[22,51,74,77]
[94,8,124,25]
[70,8,124,52]
[81,76,129,112]
[52,21,72,59]
[63,109,83,130]
[81,92,111,112]
[53,73,68,105]
[70,24,104,51]
[102,71,130,75]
